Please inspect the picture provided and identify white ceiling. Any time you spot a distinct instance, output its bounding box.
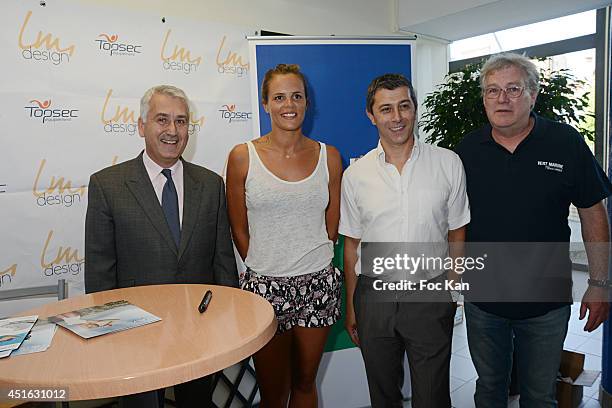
[397,0,612,41]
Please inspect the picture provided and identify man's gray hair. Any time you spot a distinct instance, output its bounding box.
[140,85,191,122]
[480,53,540,95]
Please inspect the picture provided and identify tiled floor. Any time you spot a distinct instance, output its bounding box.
[402,271,605,408]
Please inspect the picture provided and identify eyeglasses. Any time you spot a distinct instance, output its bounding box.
[484,86,525,99]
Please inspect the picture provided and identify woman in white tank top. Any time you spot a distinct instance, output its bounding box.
[226,64,343,408]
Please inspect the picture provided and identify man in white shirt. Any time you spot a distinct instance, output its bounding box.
[340,74,470,408]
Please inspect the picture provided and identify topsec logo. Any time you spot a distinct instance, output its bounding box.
[25,99,79,124]
[219,104,252,123]
[18,10,75,65]
[216,35,249,78]
[0,264,17,288]
[95,33,142,57]
[160,29,202,75]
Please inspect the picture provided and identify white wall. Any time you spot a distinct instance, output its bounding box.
[79,0,396,36]
[77,0,450,119]
[397,0,611,41]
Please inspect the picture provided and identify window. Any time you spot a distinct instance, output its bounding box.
[450,11,596,62]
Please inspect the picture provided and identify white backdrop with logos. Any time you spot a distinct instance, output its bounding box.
[0,0,253,303]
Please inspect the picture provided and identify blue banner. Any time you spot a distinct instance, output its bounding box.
[254,42,412,166]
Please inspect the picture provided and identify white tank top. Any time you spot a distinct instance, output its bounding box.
[244,140,333,277]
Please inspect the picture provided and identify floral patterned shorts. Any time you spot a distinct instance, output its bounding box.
[240,264,342,334]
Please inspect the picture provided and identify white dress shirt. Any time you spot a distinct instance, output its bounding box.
[142,151,184,226]
[339,138,470,275]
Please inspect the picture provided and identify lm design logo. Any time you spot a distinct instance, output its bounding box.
[160,29,201,75]
[18,10,75,65]
[40,230,84,277]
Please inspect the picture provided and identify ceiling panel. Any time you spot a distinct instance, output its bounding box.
[397,0,611,41]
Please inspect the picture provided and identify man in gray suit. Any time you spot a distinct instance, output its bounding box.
[85,84,238,408]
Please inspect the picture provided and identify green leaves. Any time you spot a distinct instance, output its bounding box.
[420,60,594,149]
[536,67,594,141]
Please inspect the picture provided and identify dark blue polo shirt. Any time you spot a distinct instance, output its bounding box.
[455,114,612,319]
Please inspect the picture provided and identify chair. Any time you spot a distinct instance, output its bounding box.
[0,279,67,303]
[211,357,260,407]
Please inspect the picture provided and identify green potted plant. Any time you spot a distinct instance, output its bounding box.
[420,60,594,149]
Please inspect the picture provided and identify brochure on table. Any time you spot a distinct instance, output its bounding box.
[0,315,38,357]
[12,318,57,356]
[49,300,161,339]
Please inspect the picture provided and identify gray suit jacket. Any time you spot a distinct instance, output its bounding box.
[84,153,238,293]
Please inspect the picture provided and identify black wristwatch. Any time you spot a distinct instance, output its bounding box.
[587,278,612,288]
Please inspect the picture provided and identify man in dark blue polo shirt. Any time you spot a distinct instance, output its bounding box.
[455,52,612,408]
